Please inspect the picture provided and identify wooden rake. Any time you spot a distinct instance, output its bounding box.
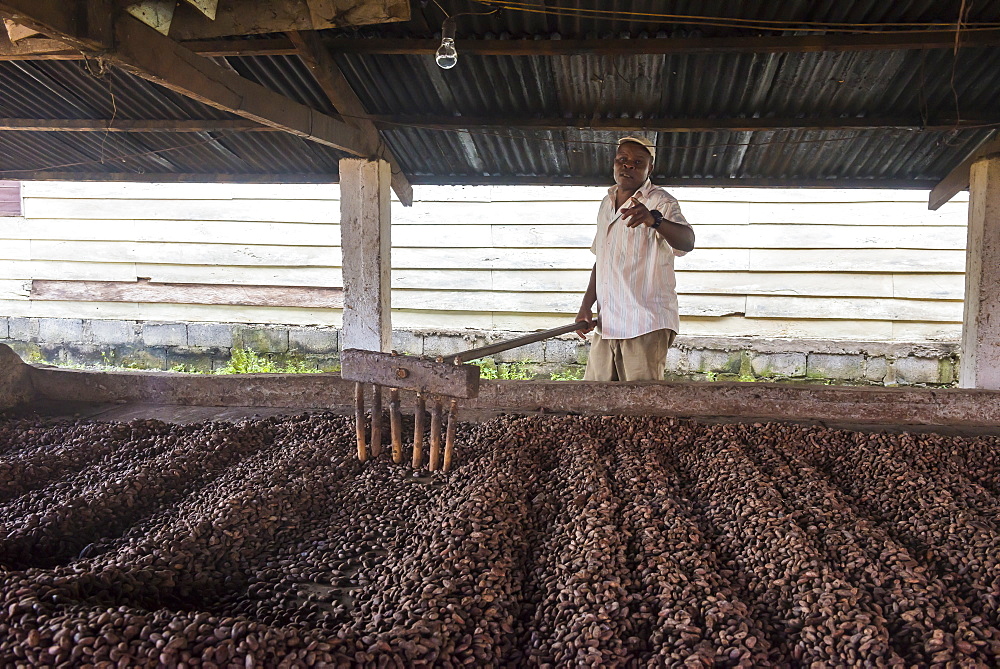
[340,320,592,471]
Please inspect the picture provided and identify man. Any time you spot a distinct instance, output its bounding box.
[576,136,696,381]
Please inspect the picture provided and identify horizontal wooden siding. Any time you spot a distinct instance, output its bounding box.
[0,182,969,341]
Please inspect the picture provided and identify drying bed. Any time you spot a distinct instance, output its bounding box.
[1,412,999,666]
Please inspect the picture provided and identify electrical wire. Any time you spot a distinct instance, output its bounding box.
[434,0,498,21]
[80,53,118,164]
[950,0,972,130]
[471,0,1000,33]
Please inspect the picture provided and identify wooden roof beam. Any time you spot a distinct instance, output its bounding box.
[2,115,991,135]
[0,1,368,158]
[0,171,340,183]
[288,30,412,206]
[7,28,1000,61]
[321,30,1000,56]
[0,171,942,189]
[167,0,409,40]
[0,2,120,54]
[929,132,1000,210]
[369,115,1000,133]
[0,36,300,59]
[0,118,275,131]
[12,1,409,42]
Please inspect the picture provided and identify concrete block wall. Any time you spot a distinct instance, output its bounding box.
[0,316,960,387]
[666,337,958,386]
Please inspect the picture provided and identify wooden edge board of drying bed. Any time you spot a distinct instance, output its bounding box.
[3,355,999,432]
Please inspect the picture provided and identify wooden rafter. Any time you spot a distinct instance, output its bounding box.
[320,30,1000,56]
[0,118,274,131]
[0,36,298,59]
[929,133,1000,210]
[7,28,1000,61]
[0,171,340,183]
[288,30,412,205]
[0,18,12,49]
[18,115,986,135]
[368,116,1000,134]
[167,0,409,40]
[409,176,942,189]
[0,1,369,159]
[0,170,941,189]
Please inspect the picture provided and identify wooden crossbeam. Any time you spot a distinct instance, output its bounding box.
[0,36,300,59]
[0,2,99,47]
[2,1,409,44]
[167,0,409,40]
[7,28,1000,61]
[929,132,1000,210]
[289,30,412,206]
[0,118,274,131]
[2,116,993,135]
[408,176,941,189]
[370,116,1000,133]
[0,171,340,183]
[0,1,368,158]
[0,170,941,189]
[321,30,1000,56]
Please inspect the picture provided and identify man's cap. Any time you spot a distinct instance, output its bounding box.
[618,136,656,161]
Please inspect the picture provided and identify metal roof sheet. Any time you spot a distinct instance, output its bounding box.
[1,1,999,186]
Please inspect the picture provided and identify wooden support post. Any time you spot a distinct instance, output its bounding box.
[339,157,391,353]
[959,155,1000,389]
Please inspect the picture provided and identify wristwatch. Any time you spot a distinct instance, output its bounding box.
[649,209,664,228]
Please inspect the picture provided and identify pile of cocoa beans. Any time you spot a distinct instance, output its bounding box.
[1,413,999,666]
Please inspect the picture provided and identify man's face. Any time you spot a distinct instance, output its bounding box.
[613,142,653,191]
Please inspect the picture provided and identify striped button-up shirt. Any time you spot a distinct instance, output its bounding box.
[590,179,692,339]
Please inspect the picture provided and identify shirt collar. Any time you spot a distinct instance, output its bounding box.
[608,178,654,203]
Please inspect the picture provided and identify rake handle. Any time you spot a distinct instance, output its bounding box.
[444,320,594,364]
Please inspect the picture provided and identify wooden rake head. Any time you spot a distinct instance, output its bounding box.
[340,349,481,472]
[339,320,593,471]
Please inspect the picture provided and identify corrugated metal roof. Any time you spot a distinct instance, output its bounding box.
[0,59,349,179]
[377,125,992,184]
[1,2,999,186]
[333,46,1000,121]
[0,61,234,120]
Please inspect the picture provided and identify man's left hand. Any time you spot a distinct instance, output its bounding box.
[621,196,655,228]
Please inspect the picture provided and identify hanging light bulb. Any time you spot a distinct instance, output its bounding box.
[435,17,458,69]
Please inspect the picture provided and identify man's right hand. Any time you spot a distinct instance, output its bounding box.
[575,306,595,339]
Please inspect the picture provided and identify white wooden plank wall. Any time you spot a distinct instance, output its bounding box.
[0,182,970,341]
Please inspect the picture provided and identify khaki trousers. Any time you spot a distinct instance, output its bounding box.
[583,329,676,382]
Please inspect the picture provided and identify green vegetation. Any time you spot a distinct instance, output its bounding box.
[214,348,322,375]
[549,367,585,381]
[471,358,535,380]
[100,351,151,370]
